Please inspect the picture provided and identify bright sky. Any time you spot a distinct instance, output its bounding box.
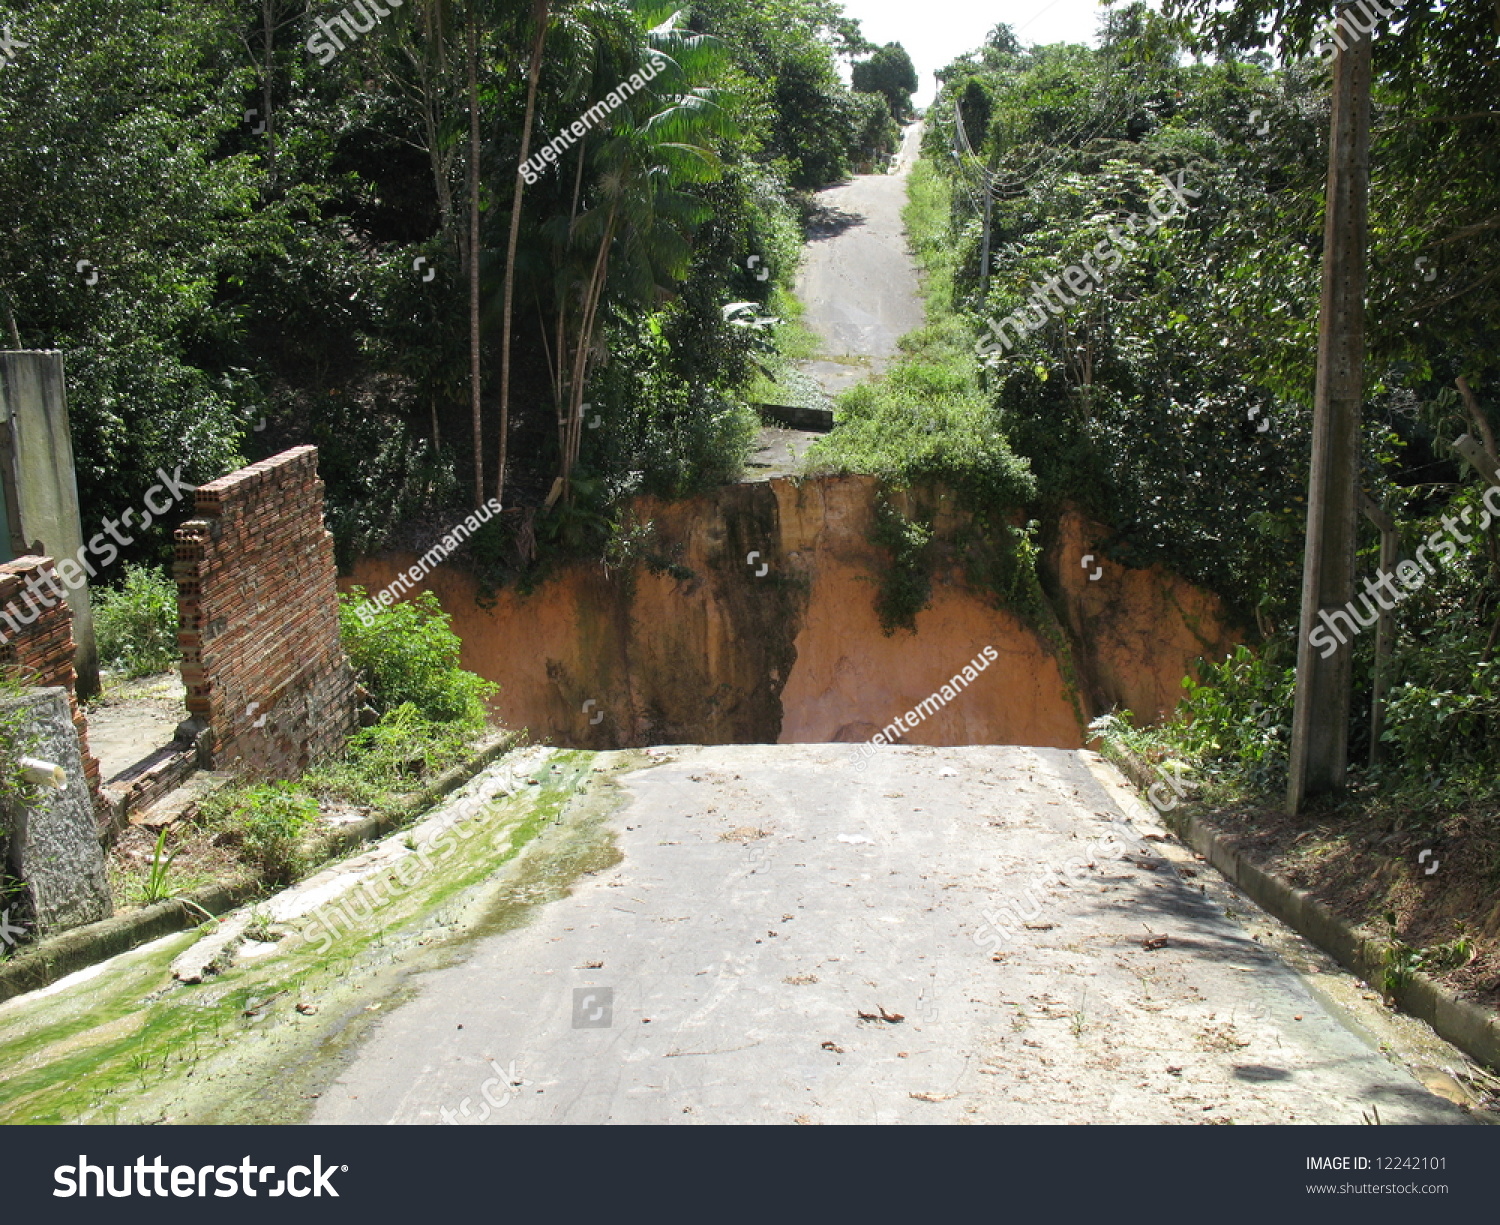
[835,0,1110,107]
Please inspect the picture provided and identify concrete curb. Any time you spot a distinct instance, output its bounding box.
[0,729,523,1005]
[1099,740,1500,1073]
[306,729,522,861]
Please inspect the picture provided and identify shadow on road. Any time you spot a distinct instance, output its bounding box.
[804,201,865,241]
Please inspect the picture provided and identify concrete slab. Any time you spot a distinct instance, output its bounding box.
[88,672,186,782]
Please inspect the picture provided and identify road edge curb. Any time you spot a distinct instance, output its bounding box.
[1097,740,1500,1074]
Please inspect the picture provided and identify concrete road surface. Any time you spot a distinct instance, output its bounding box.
[312,745,1467,1126]
[796,123,927,398]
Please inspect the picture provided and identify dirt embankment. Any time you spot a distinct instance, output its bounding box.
[347,477,1237,750]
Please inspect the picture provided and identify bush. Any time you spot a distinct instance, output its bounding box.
[0,674,40,809]
[1164,646,1295,793]
[304,703,478,808]
[199,781,319,886]
[339,588,496,726]
[93,564,179,677]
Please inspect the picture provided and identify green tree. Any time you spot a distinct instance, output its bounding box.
[852,41,918,122]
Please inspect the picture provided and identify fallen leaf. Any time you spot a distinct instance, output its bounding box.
[856,1007,905,1023]
[821,1040,845,1054]
[1023,921,1055,931]
[1142,934,1169,950]
[578,960,604,969]
[296,1003,317,1015]
[910,1091,958,1102]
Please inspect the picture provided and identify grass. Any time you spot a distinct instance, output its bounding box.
[1380,917,1475,998]
[903,160,957,318]
[746,287,831,412]
[132,829,181,905]
[302,703,478,811]
[196,781,320,887]
[190,704,487,889]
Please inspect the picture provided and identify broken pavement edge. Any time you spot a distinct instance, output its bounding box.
[0,729,523,1005]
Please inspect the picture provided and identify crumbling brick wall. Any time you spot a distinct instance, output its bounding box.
[0,555,103,798]
[175,446,357,777]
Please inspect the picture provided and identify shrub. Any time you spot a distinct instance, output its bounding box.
[93,564,179,677]
[0,674,40,809]
[304,703,477,808]
[339,588,495,726]
[200,781,319,886]
[1164,646,1296,792]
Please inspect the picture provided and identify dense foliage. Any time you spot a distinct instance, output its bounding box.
[900,6,1497,788]
[0,0,903,589]
[92,565,181,677]
[339,587,495,726]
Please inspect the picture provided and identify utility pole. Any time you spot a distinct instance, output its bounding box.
[954,96,998,295]
[1286,4,1373,815]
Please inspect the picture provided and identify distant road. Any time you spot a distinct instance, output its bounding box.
[796,121,926,398]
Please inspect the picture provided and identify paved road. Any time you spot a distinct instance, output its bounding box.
[796,123,927,398]
[312,745,1465,1126]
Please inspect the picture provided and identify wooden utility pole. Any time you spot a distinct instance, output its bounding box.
[1286,6,1373,814]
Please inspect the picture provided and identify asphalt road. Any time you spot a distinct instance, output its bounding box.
[311,744,1466,1126]
[796,123,927,398]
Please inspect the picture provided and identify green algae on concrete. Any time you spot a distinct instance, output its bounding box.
[0,749,636,1124]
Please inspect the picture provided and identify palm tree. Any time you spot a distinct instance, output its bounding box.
[543,5,734,504]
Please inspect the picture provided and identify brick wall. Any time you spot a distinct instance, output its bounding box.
[175,446,357,777]
[0,555,103,798]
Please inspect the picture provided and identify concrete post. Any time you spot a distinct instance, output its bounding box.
[0,352,99,696]
[1286,14,1372,813]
